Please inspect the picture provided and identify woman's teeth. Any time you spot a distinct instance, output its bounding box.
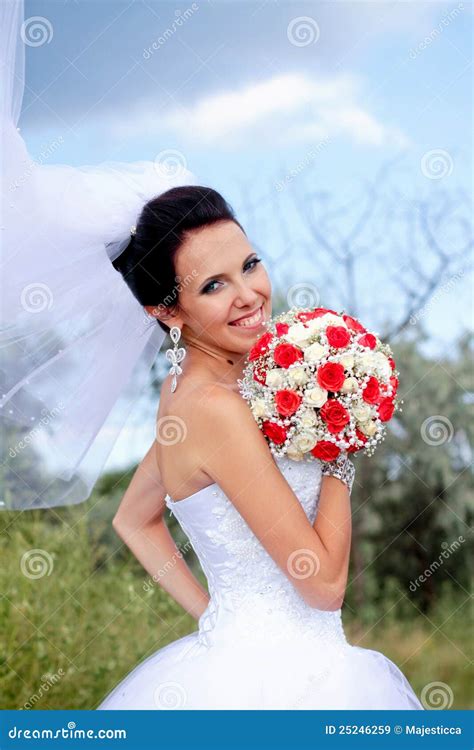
[230,305,263,327]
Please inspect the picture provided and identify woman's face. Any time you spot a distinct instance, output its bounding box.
[161,220,272,355]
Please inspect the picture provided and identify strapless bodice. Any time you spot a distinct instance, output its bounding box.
[165,454,347,651]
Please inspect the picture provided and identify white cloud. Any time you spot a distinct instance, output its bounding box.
[108,71,409,150]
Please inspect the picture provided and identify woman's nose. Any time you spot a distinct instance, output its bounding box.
[233,281,259,307]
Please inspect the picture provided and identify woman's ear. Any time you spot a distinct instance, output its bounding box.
[144,304,183,328]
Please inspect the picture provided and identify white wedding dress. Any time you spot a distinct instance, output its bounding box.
[98,455,423,710]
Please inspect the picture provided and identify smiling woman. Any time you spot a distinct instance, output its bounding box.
[98,185,423,711]
[111,185,253,334]
[2,0,438,716]
[110,184,274,498]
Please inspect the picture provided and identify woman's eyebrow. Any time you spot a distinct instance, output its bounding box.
[198,252,256,288]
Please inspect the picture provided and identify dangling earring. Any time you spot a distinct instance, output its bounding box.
[165,326,186,393]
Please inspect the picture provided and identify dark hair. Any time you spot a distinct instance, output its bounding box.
[111,185,245,334]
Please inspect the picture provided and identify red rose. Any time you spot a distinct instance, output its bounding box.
[389,375,399,393]
[362,376,380,404]
[326,325,351,348]
[358,333,377,349]
[249,331,274,361]
[320,399,350,434]
[297,307,337,323]
[378,397,395,422]
[275,322,289,336]
[310,440,341,461]
[273,342,304,368]
[347,428,368,453]
[262,420,287,445]
[316,362,346,392]
[343,314,366,333]
[275,389,302,417]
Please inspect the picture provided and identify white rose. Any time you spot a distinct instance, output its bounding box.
[305,318,326,335]
[294,431,317,453]
[356,351,376,372]
[373,352,391,379]
[358,419,377,437]
[341,376,358,393]
[265,368,286,388]
[319,313,346,328]
[304,342,328,364]
[251,398,270,419]
[306,316,341,335]
[286,322,312,347]
[288,366,309,387]
[286,442,305,461]
[299,409,317,428]
[303,386,328,408]
[352,402,372,422]
[340,353,354,371]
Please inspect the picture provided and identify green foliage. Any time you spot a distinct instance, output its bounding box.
[345,331,473,616]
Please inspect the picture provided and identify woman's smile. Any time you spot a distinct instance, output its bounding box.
[229,304,266,330]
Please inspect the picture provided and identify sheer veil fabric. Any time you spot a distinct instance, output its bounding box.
[0,0,195,509]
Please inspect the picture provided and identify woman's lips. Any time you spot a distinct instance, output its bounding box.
[229,304,265,329]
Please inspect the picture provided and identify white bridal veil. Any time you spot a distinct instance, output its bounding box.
[0,0,195,510]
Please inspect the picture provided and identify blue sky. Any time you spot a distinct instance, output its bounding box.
[18,0,472,469]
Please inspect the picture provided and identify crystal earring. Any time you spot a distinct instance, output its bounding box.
[165,326,186,393]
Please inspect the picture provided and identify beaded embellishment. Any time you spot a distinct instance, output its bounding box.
[320,453,355,494]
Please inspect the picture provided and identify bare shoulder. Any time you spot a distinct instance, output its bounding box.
[194,382,280,487]
[193,382,264,441]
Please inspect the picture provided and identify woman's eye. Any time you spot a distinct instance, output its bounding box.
[244,257,262,272]
[201,257,262,294]
[202,280,220,294]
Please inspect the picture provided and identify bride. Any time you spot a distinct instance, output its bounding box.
[2,0,422,711]
[97,185,423,711]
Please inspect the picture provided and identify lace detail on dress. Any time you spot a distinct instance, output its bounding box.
[168,454,348,652]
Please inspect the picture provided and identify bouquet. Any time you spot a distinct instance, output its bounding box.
[238,307,400,463]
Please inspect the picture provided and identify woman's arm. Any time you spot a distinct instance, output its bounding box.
[312,474,352,605]
[196,385,352,611]
[112,441,210,621]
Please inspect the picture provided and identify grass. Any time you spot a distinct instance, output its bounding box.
[1,503,471,710]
